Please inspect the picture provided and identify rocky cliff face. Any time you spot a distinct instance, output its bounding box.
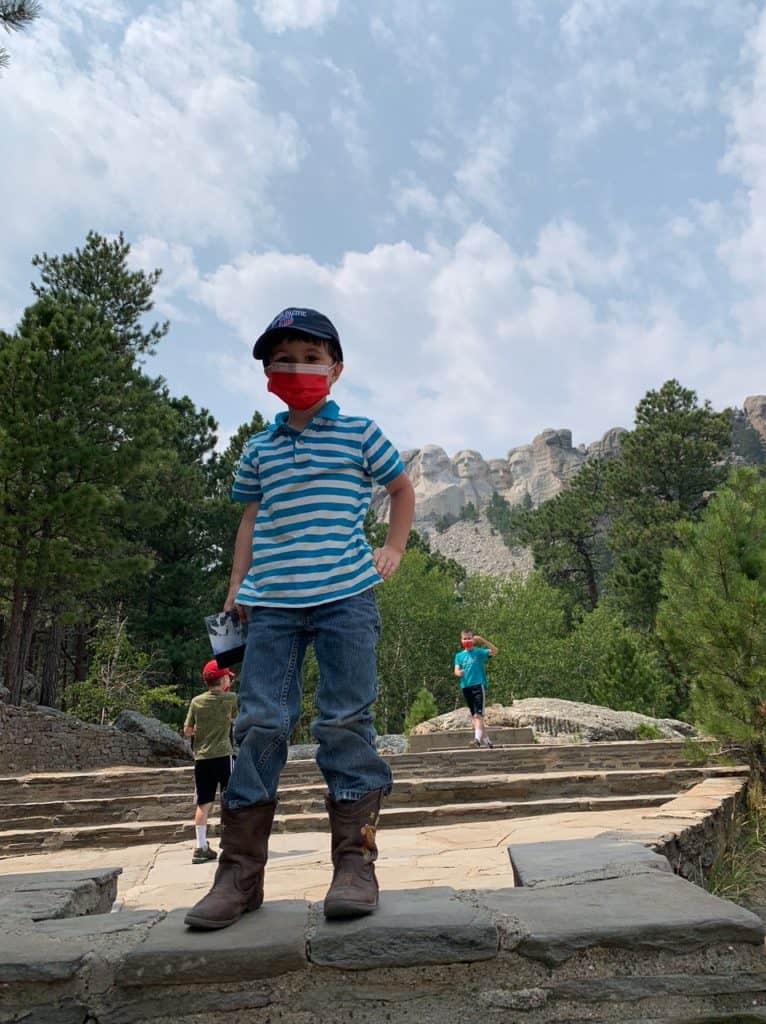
[744,396,766,450]
[373,424,626,529]
[373,395,766,577]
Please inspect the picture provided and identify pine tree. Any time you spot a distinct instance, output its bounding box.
[657,468,766,768]
[517,458,611,612]
[607,379,731,630]
[32,231,168,356]
[0,0,40,72]
[0,298,169,704]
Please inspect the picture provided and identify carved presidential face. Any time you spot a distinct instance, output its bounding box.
[488,459,512,491]
[451,450,487,479]
[416,445,452,483]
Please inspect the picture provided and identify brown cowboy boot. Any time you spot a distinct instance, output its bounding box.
[323,789,382,919]
[184,800,276,930]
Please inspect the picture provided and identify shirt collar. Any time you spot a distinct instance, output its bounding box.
[268,399,340,435]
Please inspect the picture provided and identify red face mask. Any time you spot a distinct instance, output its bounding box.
[266,362,334,410]
[461,639,474,650]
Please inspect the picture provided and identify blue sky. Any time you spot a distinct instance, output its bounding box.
[2,0,765,456]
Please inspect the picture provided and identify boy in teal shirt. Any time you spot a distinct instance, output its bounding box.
[453,629,498,748]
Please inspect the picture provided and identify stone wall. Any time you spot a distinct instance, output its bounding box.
[0,703,191,774]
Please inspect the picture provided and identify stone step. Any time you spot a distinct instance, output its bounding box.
[0,766,747,830]
[0,792,678,855]
[408,727,534,751]
[0,740,717,802]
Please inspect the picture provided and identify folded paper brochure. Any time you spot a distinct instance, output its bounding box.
[204,611,248,668]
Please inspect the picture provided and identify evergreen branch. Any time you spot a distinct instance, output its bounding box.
[0,1,41,33]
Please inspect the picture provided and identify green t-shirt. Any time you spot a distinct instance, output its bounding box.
[184,690,238,760]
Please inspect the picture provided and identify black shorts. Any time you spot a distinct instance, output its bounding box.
[194,755,232,806]
[462,685,486,717]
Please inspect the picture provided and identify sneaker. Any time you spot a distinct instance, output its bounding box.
[482,738,494,749]
[471,738,481,748]
[192,844,218,864]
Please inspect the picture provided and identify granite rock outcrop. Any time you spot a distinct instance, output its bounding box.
[372,396,766,576]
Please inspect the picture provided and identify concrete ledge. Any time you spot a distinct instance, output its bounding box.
[0,867,121,920]
[408,727,534,751]
[117,902,309,986]
[508,836,672,888]
[476,873,765,966]
[308,887,498,968]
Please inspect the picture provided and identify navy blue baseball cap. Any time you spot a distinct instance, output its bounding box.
[252,307,343,361]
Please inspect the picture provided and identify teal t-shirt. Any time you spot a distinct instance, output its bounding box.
[454,646,491,689]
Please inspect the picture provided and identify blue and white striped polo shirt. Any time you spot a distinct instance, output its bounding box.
[231,400,404,608]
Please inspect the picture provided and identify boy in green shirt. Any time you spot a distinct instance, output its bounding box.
[184,661,238,863]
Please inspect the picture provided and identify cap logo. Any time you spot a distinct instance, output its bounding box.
[271,308,308,330]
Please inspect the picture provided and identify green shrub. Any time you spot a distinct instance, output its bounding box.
[403,687,439,736]
[634,723,663,740]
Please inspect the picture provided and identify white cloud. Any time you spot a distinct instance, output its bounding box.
[523,220,632,290]
[193,222,763,455]
[253,0,340,33]
[454,89,521,218]
[719,8,766,339]
[392,178,441,219]
[129,237,200,321]
[330,105,369,175]
[1,1,304,249]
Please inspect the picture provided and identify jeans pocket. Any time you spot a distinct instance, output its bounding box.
[361,587,382,639]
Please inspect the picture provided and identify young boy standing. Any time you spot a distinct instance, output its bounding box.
[185,308,414,930]
[454,629,498,748]
[184,661,238,863]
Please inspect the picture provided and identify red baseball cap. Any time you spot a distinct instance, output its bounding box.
[202,660,235,682]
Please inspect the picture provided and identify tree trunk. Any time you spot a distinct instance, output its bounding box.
[4,577,25,705]
[74,622,89,681]
[39,613,63,708]
[15,587,40,703]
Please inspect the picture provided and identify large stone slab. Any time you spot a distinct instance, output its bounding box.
[0,929,90,983]
[476,873,765,965]
[0,910,160,984]
[117,902,309,986]
[1,888,84,922]
[35,909,162,937]
[308,887,498,969]
[0,867,121,919]
[509,837,672,889]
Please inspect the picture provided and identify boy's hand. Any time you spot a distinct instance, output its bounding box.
[224,593,246,623]
[373,544,403,581]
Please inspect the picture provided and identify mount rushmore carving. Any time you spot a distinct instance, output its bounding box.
[373,426,625,528]
[372,396,766,532]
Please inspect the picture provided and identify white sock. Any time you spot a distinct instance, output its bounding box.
[195,825,207,849]
[474,727,482,741]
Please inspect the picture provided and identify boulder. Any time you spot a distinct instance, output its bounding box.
[0,670,40,704]
[410,698,695,742]
[376,734,409,755]
[112,711,192,762]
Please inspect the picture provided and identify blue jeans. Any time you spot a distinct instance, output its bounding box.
[225,588,393,808]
